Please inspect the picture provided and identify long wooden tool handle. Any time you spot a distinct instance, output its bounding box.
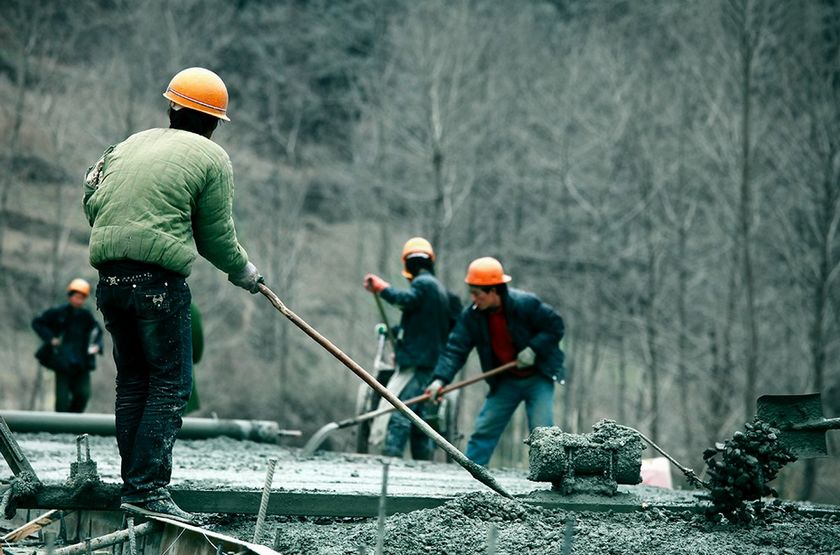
[347,361,519,427]
[371,288,398,353]
[259,283,512,498]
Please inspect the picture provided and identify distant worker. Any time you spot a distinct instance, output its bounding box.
[32,278,104,413]
[426,257,566,466]
[83,67,264,524]
[363,237,458,460]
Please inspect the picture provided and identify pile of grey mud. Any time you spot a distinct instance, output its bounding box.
[208,491,840,555]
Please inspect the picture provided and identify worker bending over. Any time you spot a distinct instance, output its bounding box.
[427,257,565,465]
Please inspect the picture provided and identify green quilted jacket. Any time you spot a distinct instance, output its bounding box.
[83,128,249,276]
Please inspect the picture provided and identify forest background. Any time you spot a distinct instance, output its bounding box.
[0,0,838,503]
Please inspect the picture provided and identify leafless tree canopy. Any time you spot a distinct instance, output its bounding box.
[0,0,837,502]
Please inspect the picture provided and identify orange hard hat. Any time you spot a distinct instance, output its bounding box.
[163,67,230,122]
[401,237,435,262]
[67,278,91,297]
[464,257,512,286]
[401,237,435,279]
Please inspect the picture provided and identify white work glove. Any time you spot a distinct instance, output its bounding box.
[228,262,265,294]
[425,379,445,403]
[517,347,536,368]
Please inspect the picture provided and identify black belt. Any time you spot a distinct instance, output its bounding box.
[99,272,156,286]
[98,261,182,286]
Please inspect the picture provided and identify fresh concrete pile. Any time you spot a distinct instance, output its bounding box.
[210,491,840,554]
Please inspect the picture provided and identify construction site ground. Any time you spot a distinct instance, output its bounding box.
[3,433,839,554]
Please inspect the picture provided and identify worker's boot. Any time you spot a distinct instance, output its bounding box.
[121,496,197,525]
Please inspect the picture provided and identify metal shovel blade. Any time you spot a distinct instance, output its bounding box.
[756,393,840,458]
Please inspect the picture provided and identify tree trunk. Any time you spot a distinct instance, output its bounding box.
[738,2,759,422]
[617,335,627,424]
[799,132,838,499]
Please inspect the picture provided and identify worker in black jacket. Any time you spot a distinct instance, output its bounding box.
[32,278,103,412]
[426,257,565,465]
[364,237,458,459]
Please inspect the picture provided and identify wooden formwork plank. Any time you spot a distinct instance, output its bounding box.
[1,509,63,542]
[0,416,36,478]
[149,515,279,555]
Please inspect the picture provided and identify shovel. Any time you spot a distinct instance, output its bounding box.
[258,283,513,498]
[303,361,517,456]
[756,392,840,458]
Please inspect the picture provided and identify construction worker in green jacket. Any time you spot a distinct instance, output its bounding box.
[83,67,263,524]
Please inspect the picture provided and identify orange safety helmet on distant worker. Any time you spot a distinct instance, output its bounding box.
[163,67,231,122]
[401,237,435,278]
[67,278,91,297]
[464,257,512,286]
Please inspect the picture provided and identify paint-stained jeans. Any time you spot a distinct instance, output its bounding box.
[466,375,554,466]
[383,368,434,460]
[96,269,192,503]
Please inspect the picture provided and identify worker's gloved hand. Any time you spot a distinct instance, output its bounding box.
[375,323,388,336]
[425,379,445,403]
[516,347,536,368]
[228,262,264,294]
[50,337,61,347]
[363,273,390,293]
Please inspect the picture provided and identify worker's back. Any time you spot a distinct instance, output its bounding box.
[84,127,246,277]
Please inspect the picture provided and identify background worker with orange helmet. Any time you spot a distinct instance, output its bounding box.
[426,257,566,466]
[363,237,460,459]
[31,278,103,413]
[83,67,263,524]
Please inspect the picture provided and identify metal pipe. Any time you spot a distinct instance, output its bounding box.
[0,411,298,444]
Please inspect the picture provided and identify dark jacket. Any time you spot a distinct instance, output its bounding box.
[432,288,565,388]
[32,304,103,372]
[380,270,452,370]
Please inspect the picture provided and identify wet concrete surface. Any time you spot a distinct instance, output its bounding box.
[249,492,840,555]
[4,433,840,554]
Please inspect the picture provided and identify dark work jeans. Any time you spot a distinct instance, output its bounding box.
[383,368,434,460]
[96,270,192,503]
[54,369,91,413]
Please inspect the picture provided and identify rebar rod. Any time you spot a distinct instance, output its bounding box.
[252,457,277,544]
[375,462,389,555]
